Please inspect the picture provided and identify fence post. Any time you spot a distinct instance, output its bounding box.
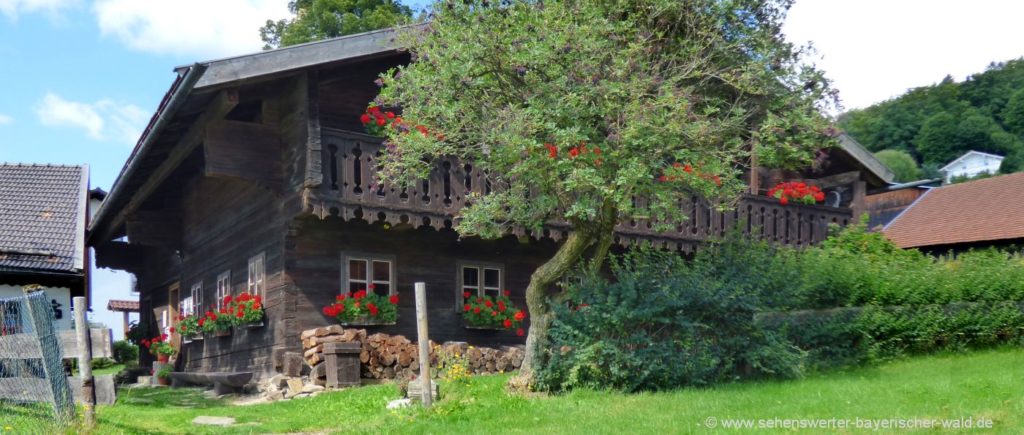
[414,282,432,407]
[73,296,96,427]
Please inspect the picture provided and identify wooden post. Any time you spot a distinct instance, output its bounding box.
[73,297,96,428]
[123,311,130,339]
[414,282,432,407]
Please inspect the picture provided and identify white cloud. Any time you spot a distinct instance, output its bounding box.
[784,0,1024,112]
[93,0,290,59]
[0,0,77,19]
[0,114,12,125]
[35,92,148,144]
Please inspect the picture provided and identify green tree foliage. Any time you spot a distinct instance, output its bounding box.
[373,0,837,377]
[1000,88,1024,136]
[839,59,1024,170]
[260,0,413,49]
[915,108,1022,165]
[873,149,921,182]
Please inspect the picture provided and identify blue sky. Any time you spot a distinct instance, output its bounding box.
[0,0,1021,336]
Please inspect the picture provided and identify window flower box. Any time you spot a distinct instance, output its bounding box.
[462,291,527,336]
[323,286,399,326]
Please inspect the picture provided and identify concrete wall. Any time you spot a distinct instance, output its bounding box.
[0,285,73,330]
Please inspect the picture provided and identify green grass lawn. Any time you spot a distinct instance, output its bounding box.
[2,347,1022,434]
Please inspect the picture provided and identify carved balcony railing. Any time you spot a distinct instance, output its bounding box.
[307,128,852,251]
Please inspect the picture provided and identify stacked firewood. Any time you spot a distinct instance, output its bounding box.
[299,325,525,380]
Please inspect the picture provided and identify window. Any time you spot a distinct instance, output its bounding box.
[0,300,21,335]
[181,296,194,317]
[248,252,266,298]
[216,271,231,309]
[343,254,394,295]
[190,282,203,314]
[460,263,504,300]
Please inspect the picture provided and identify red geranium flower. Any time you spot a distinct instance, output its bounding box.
[503,319,512,328]
[463,291,471,299]
[389,294,399,305]
[516,328,525,337]
[514,310,526,321]
[503,290,511,297]
[484,300,493,308]
[464,304,471,312]
[360,114,370,124]
[473,307,482,314]
[491,311,498,317]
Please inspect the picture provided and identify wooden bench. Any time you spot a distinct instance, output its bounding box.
[169,371,253,395]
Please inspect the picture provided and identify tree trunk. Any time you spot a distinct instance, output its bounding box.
[517,231,594,384]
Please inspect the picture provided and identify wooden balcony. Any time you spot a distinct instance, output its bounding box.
[306,129,852,251]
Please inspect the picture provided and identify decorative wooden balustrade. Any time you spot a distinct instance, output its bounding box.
[306,129,852,251]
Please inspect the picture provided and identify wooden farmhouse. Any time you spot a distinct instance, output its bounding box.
[87,28,893,378]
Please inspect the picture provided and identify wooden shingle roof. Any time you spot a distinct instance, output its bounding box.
[883,172,1024,248]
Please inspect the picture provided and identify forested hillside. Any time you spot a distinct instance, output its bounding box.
[838,58,1024,180]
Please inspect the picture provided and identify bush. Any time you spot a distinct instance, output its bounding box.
[537,222,1024,391]
[536,246,804,393]
[112,340,139,364]
[91,357,117,370]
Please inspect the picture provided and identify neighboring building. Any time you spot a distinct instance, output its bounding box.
[0,164,92,331]
[87,28,889,378]
[884,172,1024,252]
[864,179,941,229]
[939,150,1004,183]
[107,299,139,339]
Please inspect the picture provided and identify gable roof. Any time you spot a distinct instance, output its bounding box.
[0,164,88,274]
[89,27,407,244]
[883,172,1024,248]
[939,150,1005,172]
[836,133,895,186]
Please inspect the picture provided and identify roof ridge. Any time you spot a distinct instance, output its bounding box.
[0,163,85,168]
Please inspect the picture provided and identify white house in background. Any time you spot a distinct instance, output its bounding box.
[0,164,95,331]
[940,150,1004,183]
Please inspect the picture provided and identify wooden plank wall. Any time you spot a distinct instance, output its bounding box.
[285,217,557,348]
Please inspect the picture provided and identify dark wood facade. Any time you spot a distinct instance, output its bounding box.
[89,29,878,378]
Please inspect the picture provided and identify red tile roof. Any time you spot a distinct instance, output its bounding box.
[107,299,140,312]
[883,172,1024,248]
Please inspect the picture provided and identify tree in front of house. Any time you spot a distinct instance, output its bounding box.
[260,0,413,49]
[372,0,836,384]
[874,149,922,182]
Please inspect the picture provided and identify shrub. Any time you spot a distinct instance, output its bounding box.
[538,222,1024,391]
[112,340,138,364]
[536,247,804,393]
[91,357,117,370]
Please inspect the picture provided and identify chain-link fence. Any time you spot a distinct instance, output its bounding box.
[0,291,74,429]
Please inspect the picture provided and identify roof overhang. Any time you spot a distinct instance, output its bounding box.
[836,133,895,187]
[88,27,408,246]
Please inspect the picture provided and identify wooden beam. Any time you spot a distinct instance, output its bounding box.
[813,171,862,189]
[204,119,283,188]
[125,211,182,248]
[100,89,238,242]
[93,239,156,272]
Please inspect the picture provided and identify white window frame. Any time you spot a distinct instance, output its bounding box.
[341,253,396,296]
[457,262,505,308]
[189,281,202,315]
[248,252,266,298]
[181,296,194,318]
[216,270,232,309]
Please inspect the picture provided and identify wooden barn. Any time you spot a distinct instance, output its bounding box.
[87,28,892,378]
